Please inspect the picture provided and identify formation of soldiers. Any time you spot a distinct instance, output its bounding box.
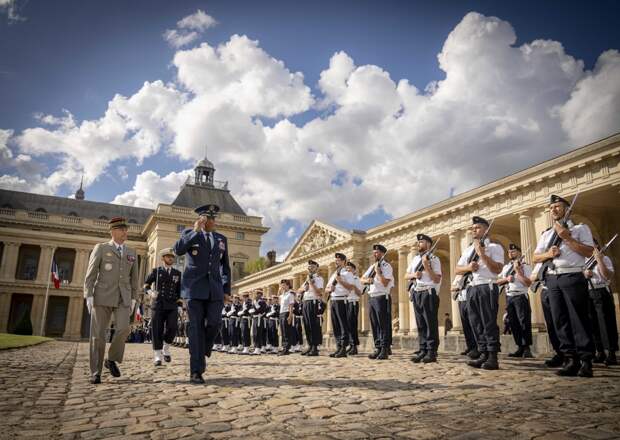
[83,195,617,384]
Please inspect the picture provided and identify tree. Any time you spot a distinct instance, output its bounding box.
[245,257,267,275]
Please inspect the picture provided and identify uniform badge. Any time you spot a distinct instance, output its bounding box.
[192,250,198,256]
[127,255,136,262]
[173,275,179,282]
[219,240,226,251]
[104,263,113,271]
[106,252,113,257]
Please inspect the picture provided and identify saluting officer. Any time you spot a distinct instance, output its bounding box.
[326,253,356,358]
[456,216,504,370]
[144,247,182,366]
[498,244,533,358]
[83,216,139,384]
[173,204,231,384]
[533,194,595,377]
[361,244,394,361]
[585,239,617,366]
[298,260,324,357]
[407,234,442,363]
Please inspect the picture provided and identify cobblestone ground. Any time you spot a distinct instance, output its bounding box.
[1,341,620,440]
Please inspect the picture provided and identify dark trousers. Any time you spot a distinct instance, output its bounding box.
[346,301,360,346]
[240,317,252,347]
[279,312,293,349]
[466,284,500,353]
[151,308,178,350]
[369,296,390,349]
[221,319,231,345]
[187,299,223,375]
[387,295,393,347]
[229,318,240,347]
[588,287,619,352]
[412,289,440,351]
[267,318,279,347]
[293,316,303,346]
[541,287,561,353]
[547,273,594,360]
[252,317,266,348]
[506,294,533,347]
[330,299,349,347]
[459,300,477,351]
[302,300,322,346]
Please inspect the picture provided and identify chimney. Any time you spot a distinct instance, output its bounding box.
[266,250,277,267]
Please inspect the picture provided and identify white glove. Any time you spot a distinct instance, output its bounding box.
[86,297,94,314]
[131,299,137,311]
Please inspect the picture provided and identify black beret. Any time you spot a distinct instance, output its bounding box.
[194,204,220,217]
[417,233,433,244]
[508,243,521,251]
[346,261,356,270]
[373,244,387,253]
[549,194,570,206]
[335,253,347,260]
[307,260,319,266]
[472,216,489,226]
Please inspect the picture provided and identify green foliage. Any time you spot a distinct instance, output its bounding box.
[0,333,51,350]
[245,257,267,275]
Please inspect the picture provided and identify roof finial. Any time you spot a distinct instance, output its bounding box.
[75,174,85,200]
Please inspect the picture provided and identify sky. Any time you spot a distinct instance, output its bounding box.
[1,0,620,259]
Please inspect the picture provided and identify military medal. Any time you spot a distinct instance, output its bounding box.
[192,250,198,256]
[106,252,113,257]
[104,263,113,271]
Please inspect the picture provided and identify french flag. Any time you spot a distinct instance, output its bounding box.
[51,259,61,289]
[135,303,143,322]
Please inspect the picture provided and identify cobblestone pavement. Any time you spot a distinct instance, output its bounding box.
[1,341,620,440]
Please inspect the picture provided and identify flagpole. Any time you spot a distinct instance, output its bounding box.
[40,250,55,336]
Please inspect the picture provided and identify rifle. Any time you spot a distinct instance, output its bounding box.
[532,191,580,288]
[362,256,385,295]
[451,218,495,292]
[407,238,442,292]
[584,233,617,271]
[499,246,531,295]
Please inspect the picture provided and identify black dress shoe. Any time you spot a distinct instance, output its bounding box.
[307,346,319,356]
[556,357,580,376]
[277,349,291,356]
[329,346,341,358]
[348,346,358,355]
[508,346,525,358]
[334,347,347,358]
[605,351,618,366]
[154,360,162,367]
[368,349,380,360]
[577,360,593,378]
[481,352,499,370]
[544,353,565,368]
[387,347,392,355]
[90,374,101,384]
[411,351,427,363]
[190,373,205,384]
[460,350,470,356]
[593,351,606,364]
[104,359,121,377]
[422,351,437,363]
[468,349,481,360]
[163,355,171,363]
[467,352,488,368]
[521,347,534,358]
[376,347,389,360]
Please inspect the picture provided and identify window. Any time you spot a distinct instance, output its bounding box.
[98,215,109,220]
[128,219,138,224]
[67,211,79,217]
[2,203,12,209]
[235,232,245,240]
[35,208,47,213]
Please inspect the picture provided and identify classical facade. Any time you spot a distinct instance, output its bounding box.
[0,157,269,339]
[233,133,620,351]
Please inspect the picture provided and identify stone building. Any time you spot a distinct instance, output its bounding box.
[233,133,620,352]
[0,156,269,339]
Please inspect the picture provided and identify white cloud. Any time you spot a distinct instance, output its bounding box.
[177,9,217,31]
[111,169,192,208]
[0,129,13,163]
[163,9,217,48]
[286,226,297,238]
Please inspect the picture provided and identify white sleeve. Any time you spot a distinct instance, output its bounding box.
[604,256,615,273]
[363,266,373,278]
[406,259,415,274]
[382,264,394,281]
[577,224,594,247]
[523,264,533,278]
[343,271,355,284]
[491,245,504,265]
[314,276,325,289]
[457,252,468,266]
[431,257,442,276]
[534,233,547,253]
[499,264,509,277]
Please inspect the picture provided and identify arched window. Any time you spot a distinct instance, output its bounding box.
[67,211,79,217]
[2,203,12,209]
[35,207,47,213]
[98,215,109,220]
[128,219,138,224]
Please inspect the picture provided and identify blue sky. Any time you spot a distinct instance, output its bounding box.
[1,0,619,257]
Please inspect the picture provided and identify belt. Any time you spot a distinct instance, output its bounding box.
[470,279,497,286]
[547,267,582,275]
[589,283,610,290]
[346,299,359,303]
[269,317,278,321]
[369,292,390,298]
[414,286,435,293]
[241,316,251,320]
[331,298,347,301]
[506,290,528,296]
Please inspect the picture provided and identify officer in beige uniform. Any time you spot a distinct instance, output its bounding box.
[84,217,140,384]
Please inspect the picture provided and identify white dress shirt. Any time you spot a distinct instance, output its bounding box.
[347,276,363,301]
[327,268,355,299]
[457,239,504,283]
[362,260,394,297]
[588,255,614,287]
[303,275,324,301]
[499,262,532,296]
[280,290,296,312]
[534,221,594,269]
[407,254,442,290]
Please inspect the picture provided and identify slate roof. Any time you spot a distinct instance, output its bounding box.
[172,183,246,215]
[0,189,153,223]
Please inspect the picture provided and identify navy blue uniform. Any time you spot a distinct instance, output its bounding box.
[144,266,182,350]
[173,229,231,375]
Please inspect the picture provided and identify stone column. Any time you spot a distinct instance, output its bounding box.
[71,249,90,288]
[36,245,56,284]
[0,292,12,332]
[407,248,418,334]
[519,211,545,330]
[292,273,301,290]
[398,246,410,334]
[63,295,83,340]
[31,294,46,336]
[0,242,20,280]
[449,231,463,331]
[325,263,336,335]
[357,257,370,333]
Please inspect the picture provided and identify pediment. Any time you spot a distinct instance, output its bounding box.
[285,220,351,261]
